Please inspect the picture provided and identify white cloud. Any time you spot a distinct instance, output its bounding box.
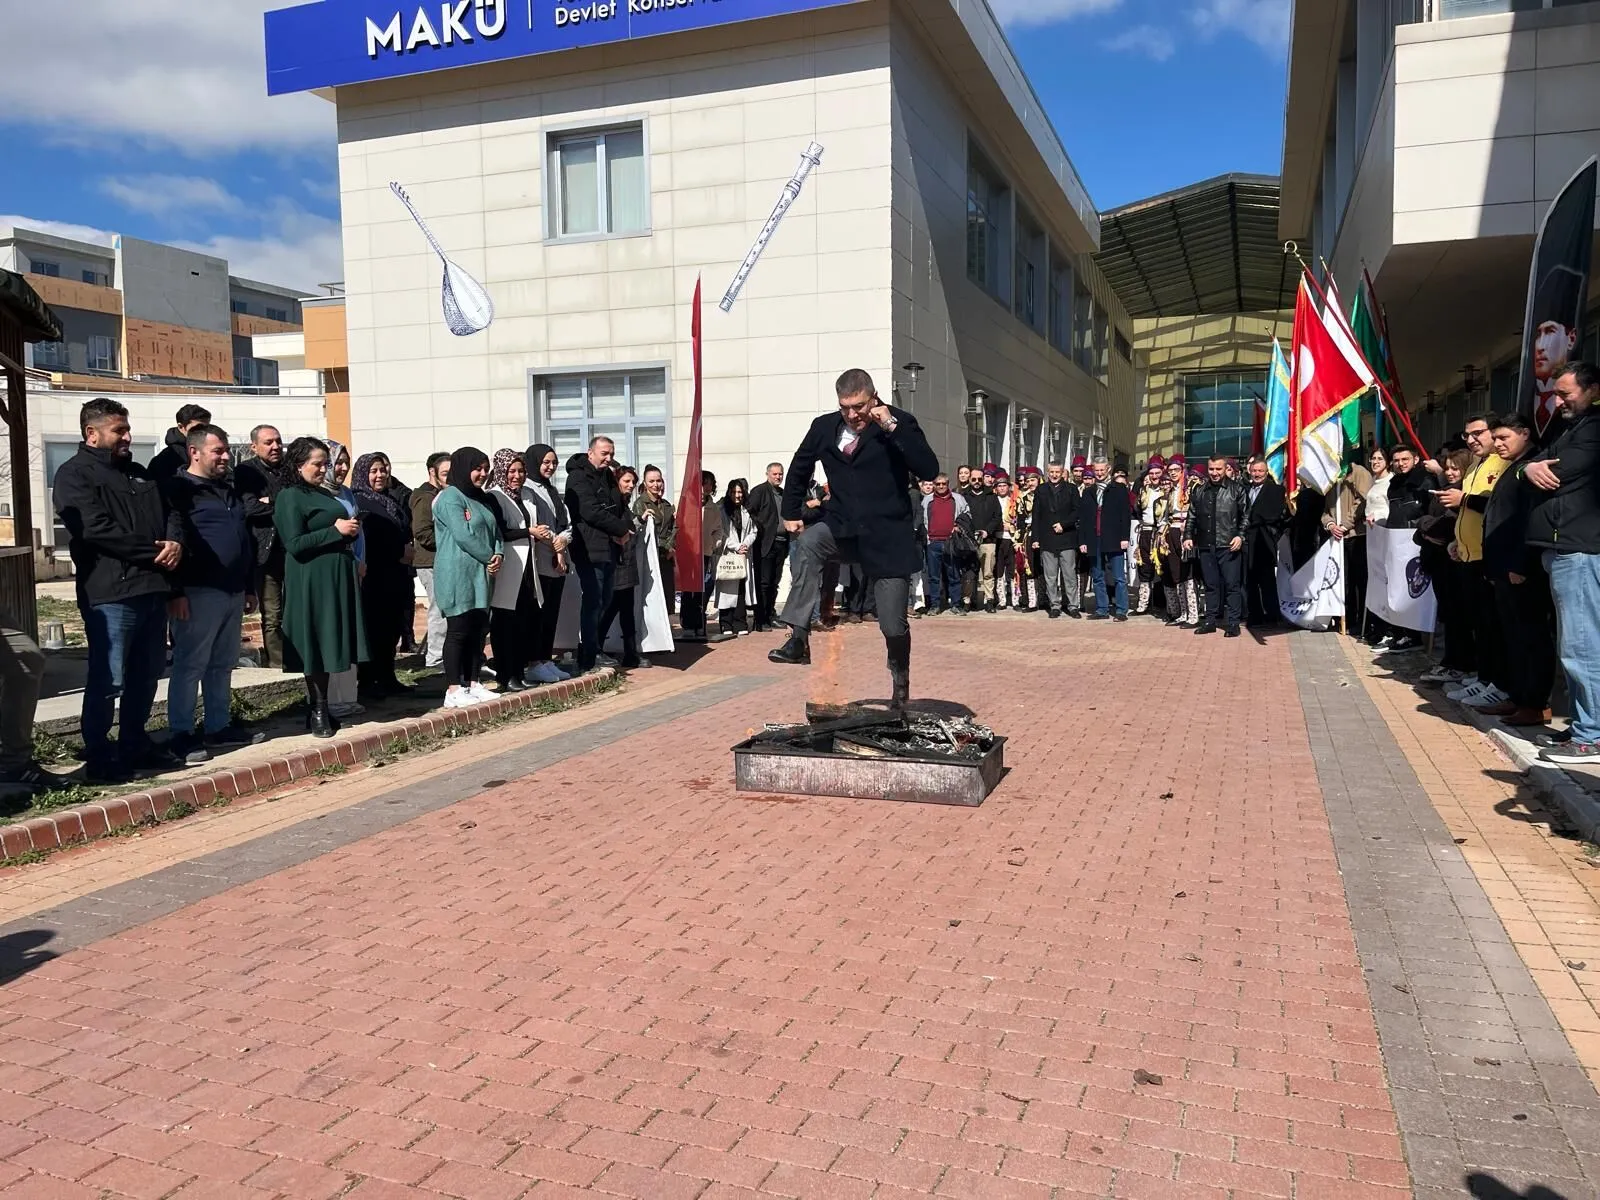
[0,1,332,152]
[0,216,116,248]
[1102,24,1178,61]
[988,0,1124,29]
[99,176,245,220]
[1190,0,1292,54]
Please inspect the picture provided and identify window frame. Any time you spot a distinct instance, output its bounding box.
[231,299,249,315]
[265,306,290,323]
[31,260,60,277]
[1047,249,1074,355]
[544,119,652,244]
[32,340,69,369]
[526,362,673,493]
[1013,204,1046,335]
[85,334,116,373]
[965,139,1012,305]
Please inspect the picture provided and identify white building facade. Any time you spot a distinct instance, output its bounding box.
[264,0,1141,490]
[1282,0,1600,444]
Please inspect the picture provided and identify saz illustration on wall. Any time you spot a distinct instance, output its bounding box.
[390,181,495,336]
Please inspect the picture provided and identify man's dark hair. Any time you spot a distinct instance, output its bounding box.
[185,423,229,452]
[1555,361,1600,392]
[1467,411,1500,430]
[426,451,451,473]
[835,368,875,400]
[1389,443,1419,458]
[175,403,212,427]
[79,397,128,434]
[701,470,716,487]
[1208,454,1227,465]
[249,424,280,445]
[1498,411,1534,436]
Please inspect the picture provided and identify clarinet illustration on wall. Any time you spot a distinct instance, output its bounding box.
[719,141,824,313]
[390,181,495,336]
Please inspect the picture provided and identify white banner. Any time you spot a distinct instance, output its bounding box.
[1276,533,1345,631]
[554,518,676,655]
[1366,524,1437,634]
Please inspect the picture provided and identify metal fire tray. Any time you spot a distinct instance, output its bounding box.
[731,707,1005,807]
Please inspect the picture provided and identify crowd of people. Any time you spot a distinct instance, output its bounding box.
[1,359,1597,794]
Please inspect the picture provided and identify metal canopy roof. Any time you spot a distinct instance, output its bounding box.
[1095,174,1291,319]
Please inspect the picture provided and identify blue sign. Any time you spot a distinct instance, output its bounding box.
[264,0,865,95]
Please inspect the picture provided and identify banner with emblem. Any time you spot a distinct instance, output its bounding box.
[1276,532,1343,632]
[1515,157,1596,440]
[1366,524,1437,634]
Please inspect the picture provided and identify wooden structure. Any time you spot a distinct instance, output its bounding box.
[0,268,63,639]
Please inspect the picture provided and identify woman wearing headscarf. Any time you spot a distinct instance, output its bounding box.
[432,447,503,708]
[522,443,573,685]
[599,465,647,669]
[272,437,366,737]
[322,439,368,719]
[713,478,757,637]
[351,451,414,699]
[487,449,543,692]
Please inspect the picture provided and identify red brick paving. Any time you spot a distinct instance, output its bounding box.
[0,619,1408,1197]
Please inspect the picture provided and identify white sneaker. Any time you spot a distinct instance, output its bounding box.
[1469,685,1510,707]
[1445,677,1481,701]
[467,683,496,704]
[443,688,470,709]
[1420,667,1462,684]
[1451,682,1493,705]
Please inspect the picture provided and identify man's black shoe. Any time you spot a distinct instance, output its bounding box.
[1194,623,1217,636]
[1224,626,1241,638]
[768,633,811,665]
[0,760,57,794]
[1086,612,1109,621]
[1113,614,1129,623]
[207,725,267,749]
[84,762,135,786]
[169,733,212,766]
[1068,609,1083,620]
[1047,609,1061,620]
[135,745,186,772]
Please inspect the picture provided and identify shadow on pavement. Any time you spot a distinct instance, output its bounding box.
[1467,1173,1573,1200]
[0,930,57,986]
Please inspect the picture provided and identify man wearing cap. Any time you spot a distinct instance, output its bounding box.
[1134,456,1167,615]
[993,473,1017,609]
[1070,456,1087,487]
[1159,458,1198,626]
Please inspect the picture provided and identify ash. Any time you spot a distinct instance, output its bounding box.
[754,702,997,761]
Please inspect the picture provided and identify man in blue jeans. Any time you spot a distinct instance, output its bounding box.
[1078,456,1131,621]
[53,398,185,782]
[920,474,969,614]
[162,425,268,765]
[1522,361,1600,765]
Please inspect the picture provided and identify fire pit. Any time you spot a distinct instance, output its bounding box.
[731,702,1005,807]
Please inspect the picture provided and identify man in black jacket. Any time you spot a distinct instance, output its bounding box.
[745,462,787,632]
[769,369,939,710]
[1078,456,1131,620]
[1382,444,1439,529]
[1031,462,1081,618]
[1484,412,1555,728]
[564,437,635,674]
[161,425,264,765]
[1242,454,1288,626]
[1523,362,1600,764]
[146,403,212,479]
[1183,455,1247,636]
[53,398,185,781]
[965,471,1003,612]
[234,425,287,667]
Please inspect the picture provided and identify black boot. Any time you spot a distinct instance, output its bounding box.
[768,630,811,665]
[886,634,911,711]
[309,704,336,739]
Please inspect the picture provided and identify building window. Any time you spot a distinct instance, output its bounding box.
[547,125,648,240]
[982,396,1009,468]
[266,306,289,322]
[1093,305,1109,379]
[1114,329,1132,362]
[966,144,1011,302]
[1013,206,1045,334]
[86,335,116,373]
[533,369,669,489]
[235,356,256,386]
[1048,251,1074,355]
[81,269,109,286]
[45,438,156,547]
[1073,280,1094,374]
[33,340,68,369]
[231,299,249,314]
[31,260,60,277]
[1181,371,1268,463]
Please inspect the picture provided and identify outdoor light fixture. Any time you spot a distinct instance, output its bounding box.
[966,388,987,417]
[901,361,923,394]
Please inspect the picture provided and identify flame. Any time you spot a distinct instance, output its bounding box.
[808,629,845,707]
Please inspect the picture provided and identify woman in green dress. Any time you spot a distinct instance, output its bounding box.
[432,446,503,709]
[273,437,367,737]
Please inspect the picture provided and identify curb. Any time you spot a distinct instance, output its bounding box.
[2,669,617,862]
[1483,724,1600,845]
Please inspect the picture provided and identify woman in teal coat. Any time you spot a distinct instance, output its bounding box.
[432,446,503,708]
[273,437,367,736]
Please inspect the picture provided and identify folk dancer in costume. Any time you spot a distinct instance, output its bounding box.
[1134,457,1166,615]
[992,472,1017,610]
[1185,460,1209,620]
[1159,458,1199,626]
[1009,467,1037,610]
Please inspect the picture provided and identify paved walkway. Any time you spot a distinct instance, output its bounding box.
[0,616,1593,1197]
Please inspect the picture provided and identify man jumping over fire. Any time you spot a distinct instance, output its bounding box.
[767,368,940,711]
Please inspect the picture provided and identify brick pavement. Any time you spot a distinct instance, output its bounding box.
[0,614,1578,1197]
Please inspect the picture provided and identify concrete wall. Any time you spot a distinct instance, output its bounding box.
[888,12,1136,473]
[115,236,232,333]
[333,2,895,487]
[1133,313,1289,459]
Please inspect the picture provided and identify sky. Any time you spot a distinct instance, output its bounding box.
[0,0,1289,295]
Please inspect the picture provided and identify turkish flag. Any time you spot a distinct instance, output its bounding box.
[1287,278,1369,490]
[674,276,705,591]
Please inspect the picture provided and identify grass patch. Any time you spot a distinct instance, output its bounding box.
[30,729,80,767]
[0,848,49,868]
[311,762,347,778]
[27,783,105,813]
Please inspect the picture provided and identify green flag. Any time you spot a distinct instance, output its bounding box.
[1350,284,1388,448]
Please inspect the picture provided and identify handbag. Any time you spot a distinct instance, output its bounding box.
[946,524,978,567]
[715,552,747,582]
